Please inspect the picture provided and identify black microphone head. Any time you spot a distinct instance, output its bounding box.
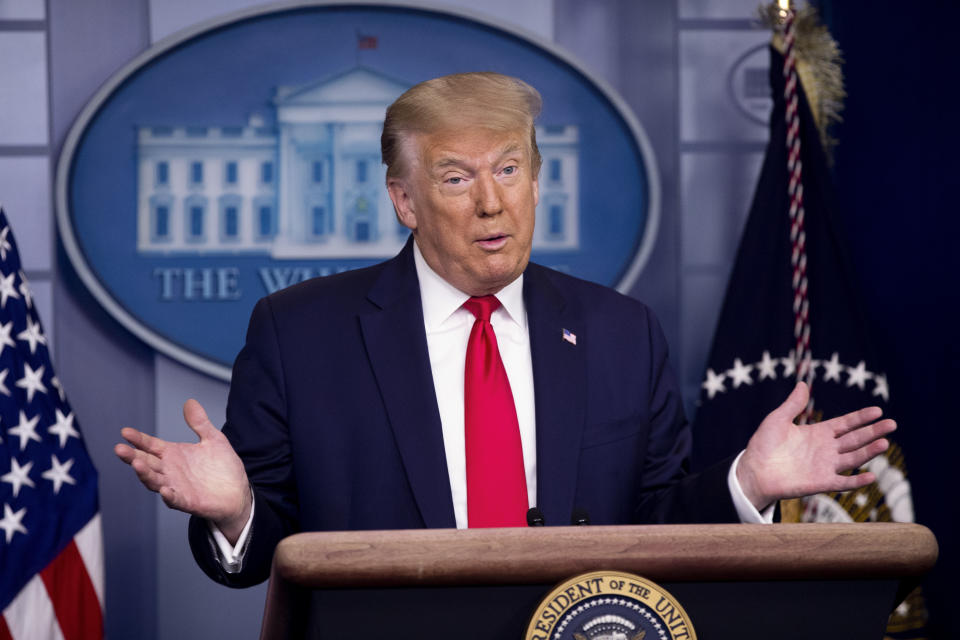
[526,507,545,527]
[570,508,590,526]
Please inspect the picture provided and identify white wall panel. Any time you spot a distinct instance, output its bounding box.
[552,1,617,85]
[681,151,762,268]
[0,0,44,20]
[679,0,771,20]
[0,32,48,144]
[0,157,51,271]
[679,29,769,142]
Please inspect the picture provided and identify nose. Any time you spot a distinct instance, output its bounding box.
[474,172,503,216]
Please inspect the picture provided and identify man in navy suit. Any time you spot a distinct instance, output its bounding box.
[115,72,895,588]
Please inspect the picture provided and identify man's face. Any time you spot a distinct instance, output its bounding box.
[387,127,539,296]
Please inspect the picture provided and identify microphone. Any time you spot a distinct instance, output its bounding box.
[570,508,590,526]
[526,507,545,527]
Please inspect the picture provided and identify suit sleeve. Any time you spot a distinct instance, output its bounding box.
[188,296,299,587]
[633,307,739,524]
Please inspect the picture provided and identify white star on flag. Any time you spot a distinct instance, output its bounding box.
[0,502,28,543]
[17,315,46,354]
[756,350,778,380]
[0,226,10,261]
[702,368,727,399]
[0,319,16,356]
[1,457,35,498]
[726,358,755,388]
[822,352,843,382]
[18,269,33,308]
[872,373,890,402]
[50,375,66,402]
[8,409,41,451]
[780,351,796,377]
[845,360,873,389]
[0,271,20,308]
[0,367,10,396]
[48,408,80,448]
[15,361,47,402]
[41,455,76,495]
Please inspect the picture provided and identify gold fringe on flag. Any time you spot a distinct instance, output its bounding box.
[760,4,846,160]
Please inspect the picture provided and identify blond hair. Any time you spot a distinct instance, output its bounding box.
[381,72,543,179]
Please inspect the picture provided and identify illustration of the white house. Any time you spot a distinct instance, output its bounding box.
[136,67,579,258]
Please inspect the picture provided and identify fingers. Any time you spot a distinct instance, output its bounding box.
[119,426,167,457]
[836,418,896,454]
[115,442,193,513]
[114,442,163,472]
[114,442,136,465]
[837,438,890,473]
[158,486,185,511]
[183,398,219,441]
[119,445,167,492]
[833,414,893,474]
[829,470,877,493]
[115,431,174,496]
[770,381,809,422]
[831,405,885,436]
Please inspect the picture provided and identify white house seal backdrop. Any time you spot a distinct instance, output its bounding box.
[56,2,659,380]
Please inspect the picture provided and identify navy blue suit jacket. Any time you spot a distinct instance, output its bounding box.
[188,240,737,587]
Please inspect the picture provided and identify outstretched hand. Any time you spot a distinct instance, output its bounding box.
[736,382,895,512]
[114,399,251,543]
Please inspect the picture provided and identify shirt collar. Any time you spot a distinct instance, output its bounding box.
[412,240,526,331]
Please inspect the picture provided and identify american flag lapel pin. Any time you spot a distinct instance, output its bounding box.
[562,328,577,346]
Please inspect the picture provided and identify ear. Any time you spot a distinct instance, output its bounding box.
[531,174,539,207]
[387,177,418,231]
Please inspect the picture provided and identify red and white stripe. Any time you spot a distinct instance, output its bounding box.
[783,10,815,422]
[1,515,104,640]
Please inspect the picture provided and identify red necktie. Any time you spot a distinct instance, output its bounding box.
[463,295,528,527]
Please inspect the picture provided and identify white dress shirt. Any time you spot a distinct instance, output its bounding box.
[413,242,537,529]
[209,242,771,571]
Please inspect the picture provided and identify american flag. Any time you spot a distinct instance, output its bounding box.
[0,208,103,639]
[357,33,378,50]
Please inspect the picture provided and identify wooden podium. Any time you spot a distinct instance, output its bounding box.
[259,523,937,640]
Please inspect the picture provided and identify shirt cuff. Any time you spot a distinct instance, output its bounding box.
[207,489,255,574]
[728,450,775,524]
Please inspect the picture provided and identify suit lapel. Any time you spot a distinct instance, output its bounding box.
[359,241,456,529]
[524,265,587,526]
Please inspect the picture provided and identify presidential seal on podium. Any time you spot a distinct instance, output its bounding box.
[526,571,696,640]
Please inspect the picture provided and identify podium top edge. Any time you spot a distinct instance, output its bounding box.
[270,522,938,588]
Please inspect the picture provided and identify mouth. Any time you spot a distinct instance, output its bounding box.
[475,234,509,250]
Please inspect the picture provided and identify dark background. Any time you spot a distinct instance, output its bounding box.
[816,1,958,636]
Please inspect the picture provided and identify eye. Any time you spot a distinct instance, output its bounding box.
[447,176,462,185]
[502,166,517,176]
